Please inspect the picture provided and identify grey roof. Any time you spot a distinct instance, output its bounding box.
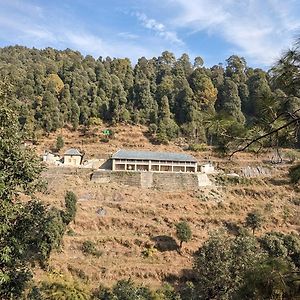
[112,149,197,162]
[64,148,82,156]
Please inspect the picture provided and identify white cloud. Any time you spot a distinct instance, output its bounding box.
[136,12,184,45]
[0,2,165,63]
[117,32,139,40]
[0,0,44,17]
[169,0,300,66]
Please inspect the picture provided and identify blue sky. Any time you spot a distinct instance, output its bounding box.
[0,0,299,68]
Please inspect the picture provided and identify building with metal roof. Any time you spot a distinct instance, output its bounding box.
[111,149,197,173]
[64,148,83,156]
[63,148,83,166]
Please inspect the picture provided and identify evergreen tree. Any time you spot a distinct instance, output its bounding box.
[217,78,245,124]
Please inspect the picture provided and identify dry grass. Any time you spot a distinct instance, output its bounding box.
[33,125,300,289]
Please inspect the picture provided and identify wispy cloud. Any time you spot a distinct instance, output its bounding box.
[136,12,184,45]
[117,32,139,40]
[169,0,300,66]
[0,1,166,62]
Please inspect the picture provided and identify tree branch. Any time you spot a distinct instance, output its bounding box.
[230,117,300,157]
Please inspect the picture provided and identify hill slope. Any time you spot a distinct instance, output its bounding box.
[33,126,300,289]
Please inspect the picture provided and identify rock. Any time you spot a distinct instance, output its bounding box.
[79,193,92,201]
[97,207,107,216]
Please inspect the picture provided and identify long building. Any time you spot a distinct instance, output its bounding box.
[111,149,197,173]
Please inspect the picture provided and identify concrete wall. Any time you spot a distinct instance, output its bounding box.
[63,155,82,166]
[92,170,212,190]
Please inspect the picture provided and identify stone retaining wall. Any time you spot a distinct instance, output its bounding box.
[91,170,212,190]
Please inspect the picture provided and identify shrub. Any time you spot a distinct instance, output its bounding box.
[188,143,207,152]
[38,276,90,300]
[148,123,158,135]
[245,211,264,235]
[93,279,154,300]
[62,191,77,225]
[289,164,300,183]
[141,246,156,258]
[176,221,192,249]
[100,137,109,143]
[55,135,64,151]
[81,240,102,258]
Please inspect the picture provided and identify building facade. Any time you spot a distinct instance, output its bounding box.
[63,148,83,166]
[111,149,197,173]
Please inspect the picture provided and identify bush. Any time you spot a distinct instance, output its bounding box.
[245,211,264,235]
[176,221,192,249]
[55,135,64,151]
[38,276,90,300]
[81,240,102,258]
[289,164,300,183]
[141,246,156,258]
[148,123,158,135]
[100,137,109,143]
[188,143,207,152]
[93,279,153,300]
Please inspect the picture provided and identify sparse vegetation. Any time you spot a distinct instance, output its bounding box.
[81,240,102,258]
[289,164,300,183]
[188,143,207,152]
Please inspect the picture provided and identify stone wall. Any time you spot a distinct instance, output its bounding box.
[92,170,141,187]
[92,170,212,190]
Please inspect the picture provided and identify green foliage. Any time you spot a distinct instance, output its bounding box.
[100,137,109,143]
[215,174,253,186]
[188,143,207,152]
[0,45,293,150]
[245,211,264,234]
[38,276,90,300]
[81,240,102,258]
[289,164,300,183]
[141,246,156,258]
[259,232,300,269]
[192,231,264,299]
[0,100,70,299]
[56,135,64,151]
[235,258,300,300]
[175,221,192,249]
[62,191,77,225]
[93,279,153,300]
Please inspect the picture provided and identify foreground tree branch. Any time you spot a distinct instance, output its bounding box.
[230,116,300,157]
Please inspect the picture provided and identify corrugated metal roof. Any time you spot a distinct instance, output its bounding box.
[112,149,197,162]
[64,148,82,156]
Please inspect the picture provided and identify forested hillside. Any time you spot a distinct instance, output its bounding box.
[1,45,299,151]
[1,44,300,299]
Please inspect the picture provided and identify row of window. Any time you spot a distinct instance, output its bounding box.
[115,164,196,172]
[113,159,196,165]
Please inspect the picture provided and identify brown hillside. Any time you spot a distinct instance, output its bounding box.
[33,125,300,289]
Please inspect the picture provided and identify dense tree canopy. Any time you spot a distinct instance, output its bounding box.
[1,45,296,151]
[0,89,78,298]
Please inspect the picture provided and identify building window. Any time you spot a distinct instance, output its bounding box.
[151,165,159,171]
[115,164,125,170]
[127,164,135,171]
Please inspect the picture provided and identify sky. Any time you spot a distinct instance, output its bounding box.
[0,0,299,68]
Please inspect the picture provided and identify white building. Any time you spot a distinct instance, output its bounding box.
[63,148,83,166]
[111,149,197,173]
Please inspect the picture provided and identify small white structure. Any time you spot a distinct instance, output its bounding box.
[200,163,215,174]
[63,148,83,166]
[42,151,61,165]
